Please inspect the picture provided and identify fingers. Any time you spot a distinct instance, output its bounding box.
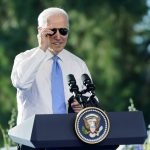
[71,99,83,113]
[46,30,54,36]
[71,100,81,107]
[39,28,54,37]
[37,28,53,51]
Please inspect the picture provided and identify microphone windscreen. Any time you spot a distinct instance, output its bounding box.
[67,74,76,85]
[81,74,91,84]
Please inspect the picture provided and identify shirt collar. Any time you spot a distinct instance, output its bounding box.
[46,49,65,61]
[57,49,66,61]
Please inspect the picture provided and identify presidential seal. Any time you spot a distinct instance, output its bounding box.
[75,107,110,144]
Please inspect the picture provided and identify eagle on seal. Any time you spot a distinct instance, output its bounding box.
[83,114,101,137]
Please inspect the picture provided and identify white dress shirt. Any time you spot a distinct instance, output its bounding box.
[11,47,91,124]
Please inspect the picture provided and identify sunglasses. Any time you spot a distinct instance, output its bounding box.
[49,28,69,36]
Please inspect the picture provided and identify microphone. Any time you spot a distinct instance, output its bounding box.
[81,74,95,94]
[67,74,101,112]
[81,74,100,108]
[67,74,79,96]
[67,74,83,112]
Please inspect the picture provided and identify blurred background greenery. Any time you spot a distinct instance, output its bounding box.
[0,0,150,147]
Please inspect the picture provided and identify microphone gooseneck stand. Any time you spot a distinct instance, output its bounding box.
[67,74,100,113]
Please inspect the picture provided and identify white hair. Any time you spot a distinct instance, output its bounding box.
[38,7,69,27]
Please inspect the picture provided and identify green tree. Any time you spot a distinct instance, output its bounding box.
[0,0,149,146]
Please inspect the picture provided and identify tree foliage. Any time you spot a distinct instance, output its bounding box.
[0,0,150,145]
